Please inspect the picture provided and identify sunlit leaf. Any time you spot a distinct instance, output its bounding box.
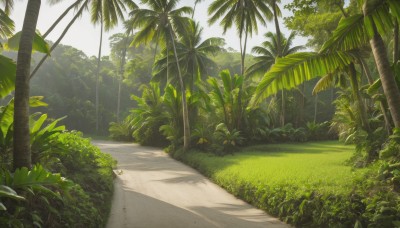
[252,52,353,106]
[5,31,50,54]
[0,55,16,98]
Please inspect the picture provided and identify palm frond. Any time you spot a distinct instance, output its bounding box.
[251,51,353,105]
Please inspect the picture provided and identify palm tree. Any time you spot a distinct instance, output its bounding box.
[363,0,400,128]
[154,20,224,91]
[13,0,41,169]
[270,0,281,56]
[192,0,203,18]
[109,32,133,122]
[247,32,303,77]
[30,0,90,79]
[0,0,13,14]
[208,0,273,130]
[129,0,192,151]
[247,31,304,126]
[91,0,137,132]
[208,0,273,76]
[253,0,400,127]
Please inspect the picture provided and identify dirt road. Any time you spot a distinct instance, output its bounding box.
[93,141,288,228]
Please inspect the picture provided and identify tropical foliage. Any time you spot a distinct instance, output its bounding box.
[3,0,400,226]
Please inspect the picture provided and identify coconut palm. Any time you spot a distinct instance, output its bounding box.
[91,0,137,132]
[247,32,304,77]
[109,32,133,122]
[208,0,273,76]
[0,0,13,14]
[253,0,400,127]
[129,0,192,150]
[208,0,273,130]
[247,31,303,126]
[319,0,400,127]
[154,20,225,91]
[13,0,41,169]
[192,0,203,18]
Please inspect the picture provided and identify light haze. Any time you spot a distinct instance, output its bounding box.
[10,0,306,57]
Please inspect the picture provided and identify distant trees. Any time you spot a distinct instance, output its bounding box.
[129,0,193,150]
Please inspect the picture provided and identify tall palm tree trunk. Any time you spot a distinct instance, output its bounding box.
[43,0,82,38]
[368,18,400,128]
[273,1,281,56]
[281,90,285,126]
[30,0,88,79]
[360,58,392,133]
[272,1,285,127]
[394,19,399,63]
[314,94,318,123]
[236,30,248,130]
[169,27,190,151]
[117,33,129,122]
[13,0,41,170]
[349,63,371,132]
[96,20,104,132]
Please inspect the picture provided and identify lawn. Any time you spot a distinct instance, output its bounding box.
[180,141,375,226]
[184,141,366,195]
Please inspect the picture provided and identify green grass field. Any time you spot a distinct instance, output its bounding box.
[181,141,376,225]
[184,141,367,195]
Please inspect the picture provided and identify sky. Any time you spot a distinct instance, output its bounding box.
[10,0,307,57]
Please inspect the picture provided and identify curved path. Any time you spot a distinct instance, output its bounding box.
[93,141,288,228]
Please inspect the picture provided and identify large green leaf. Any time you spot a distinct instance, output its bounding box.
[0,9,14,43]
[321,0,400,53]
[0,55,16,98]
[251,51,353,106]
[11,165,73,193]
[320,14,369,53]
[5,31,50,54]
[0,185,25,202]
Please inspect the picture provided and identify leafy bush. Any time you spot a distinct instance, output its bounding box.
[109,118,134,141]
[213,123,244,155]
[0,165,73,227]
[305,121,335,141]
[47,131,116,227]
[130,83,169,147]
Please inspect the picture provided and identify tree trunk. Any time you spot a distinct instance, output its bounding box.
[273,1,281,57]
[349,63,371,132]
[13,0,41,170]
[281,90,285,127]
[43,0,82,38]
[117,33,129,122]
[360,57,392,133]
[169,27,190,151]
[368,19,400,128]
[96,20,104,132]
[30,0,88,79]
[314,94,318,123]
[394,19,399,63]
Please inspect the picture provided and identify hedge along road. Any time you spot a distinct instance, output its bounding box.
[93,141,288,228]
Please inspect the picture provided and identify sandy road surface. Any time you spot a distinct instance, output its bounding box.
[93,141,288,228]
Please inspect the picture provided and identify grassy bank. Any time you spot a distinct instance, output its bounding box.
[179,141,383,227]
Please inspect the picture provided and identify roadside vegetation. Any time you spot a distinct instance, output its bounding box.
[179,142,397,227]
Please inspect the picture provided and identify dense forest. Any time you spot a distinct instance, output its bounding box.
[1,0,400,227]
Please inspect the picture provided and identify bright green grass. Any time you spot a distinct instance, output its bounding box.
[184,141,368,195]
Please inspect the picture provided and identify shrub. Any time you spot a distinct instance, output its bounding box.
[109,120,133,141]
[47,131,116,227]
